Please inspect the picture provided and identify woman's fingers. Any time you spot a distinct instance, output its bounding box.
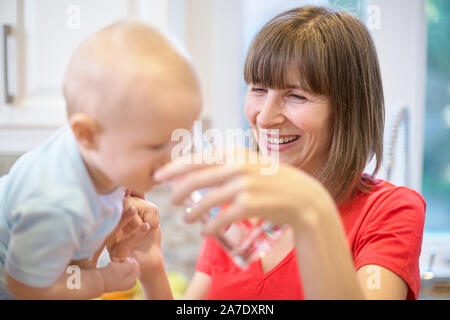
[153,160,213,183]
[105,205,137,252]
[111,222,151,260]
[201,201,248,236]
[170,164,243,205]
[153,148,253,183]
[123,213,142,235]
[184,176,245,223]
[129,190,146,200]
[116,205,138,237]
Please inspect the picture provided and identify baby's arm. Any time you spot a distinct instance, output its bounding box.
[6,258,139,300]
[5,200,145,299]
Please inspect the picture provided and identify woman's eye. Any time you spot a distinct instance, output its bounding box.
[251,87,267,94]
[289,94,307,101]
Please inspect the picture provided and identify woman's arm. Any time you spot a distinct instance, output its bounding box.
[139,261,173,300]
[183,272,211,300]
[292,204,407,299]
[107,196,174,299]
[290,202,365,299]
[154,153,409,300]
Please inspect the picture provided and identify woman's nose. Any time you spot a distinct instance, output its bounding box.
[256,98,285,129]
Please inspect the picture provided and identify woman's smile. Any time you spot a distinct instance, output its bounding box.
[259,134,301,151]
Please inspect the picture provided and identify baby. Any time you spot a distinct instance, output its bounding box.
[0,21,201,299]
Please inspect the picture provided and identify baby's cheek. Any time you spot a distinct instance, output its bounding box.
[135,160,155,181]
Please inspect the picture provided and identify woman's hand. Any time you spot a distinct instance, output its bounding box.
[107,194,173,299]
[107,195,165,273]
[153,150,364,300]
[154,149,337,236]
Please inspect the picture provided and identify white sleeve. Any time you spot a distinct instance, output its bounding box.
[96,247,111,268]
[6,208,80,288]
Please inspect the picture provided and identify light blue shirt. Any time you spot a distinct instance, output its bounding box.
[0,126,124,299]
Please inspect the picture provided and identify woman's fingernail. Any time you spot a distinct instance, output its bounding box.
[140,223,150,232]
[184,212,193,223]
[153,170,164,181]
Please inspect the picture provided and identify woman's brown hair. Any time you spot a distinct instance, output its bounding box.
[244,6,385,204]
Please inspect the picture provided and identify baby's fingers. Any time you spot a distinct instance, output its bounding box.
[121,258,140,288]
[100,258,140,293]
[124,257,140,275]
[111,223,150,260]
[128,197,160,229]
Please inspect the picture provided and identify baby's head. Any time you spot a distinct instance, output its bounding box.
[63,21,202,194]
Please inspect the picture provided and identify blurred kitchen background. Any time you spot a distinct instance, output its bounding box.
[0,0,448,299]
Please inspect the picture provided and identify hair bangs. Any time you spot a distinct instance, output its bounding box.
[244,20,329,95]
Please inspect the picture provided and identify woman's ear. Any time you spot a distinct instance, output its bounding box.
[69,113,101,150]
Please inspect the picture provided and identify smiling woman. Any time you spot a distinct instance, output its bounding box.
[243,6,385,204]
[111,5,426,301]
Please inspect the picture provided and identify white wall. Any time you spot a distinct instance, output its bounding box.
[368,0,427,192]
[177,0,244,130]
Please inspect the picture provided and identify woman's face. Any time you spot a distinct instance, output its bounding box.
[244,79,333,176]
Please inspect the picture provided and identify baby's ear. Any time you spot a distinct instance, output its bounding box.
[69,113,101,150]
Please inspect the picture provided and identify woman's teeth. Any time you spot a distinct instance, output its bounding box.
[266,135,300,144]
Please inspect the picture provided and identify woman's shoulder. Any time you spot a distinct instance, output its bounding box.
[347,173,426,221]
[360,174,425,206]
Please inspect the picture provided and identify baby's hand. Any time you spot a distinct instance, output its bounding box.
[98,257,139,293]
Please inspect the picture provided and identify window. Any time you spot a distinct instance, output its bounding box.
[422,0,450,232]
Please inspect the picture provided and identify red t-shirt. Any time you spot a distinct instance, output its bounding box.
[195,178,426,300]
